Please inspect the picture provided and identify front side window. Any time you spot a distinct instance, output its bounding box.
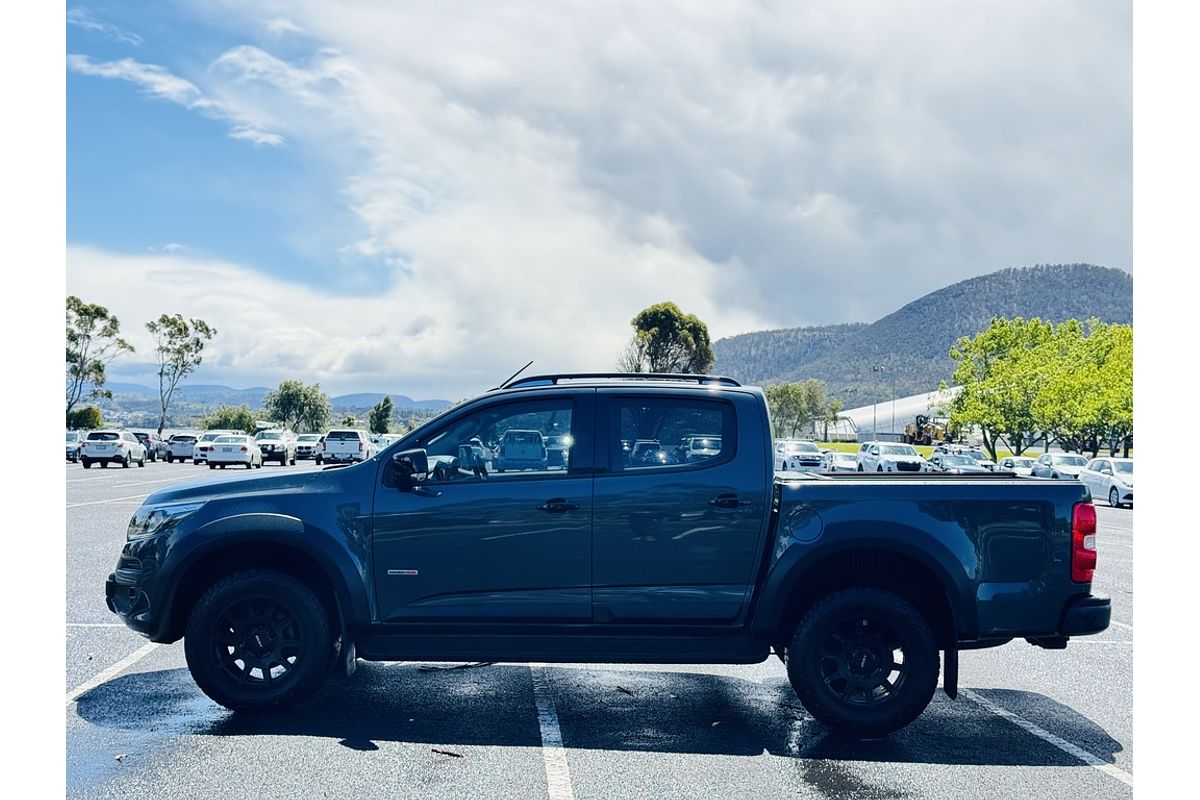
[612,397,733,471]
[418,398,575,483]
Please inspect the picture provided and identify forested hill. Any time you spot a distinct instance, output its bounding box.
[713,263,1133,405]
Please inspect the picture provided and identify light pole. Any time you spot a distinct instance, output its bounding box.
[871,365,884,438]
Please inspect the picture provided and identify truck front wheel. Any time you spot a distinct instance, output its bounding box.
[785,587,938,738]
[184,570,332,712]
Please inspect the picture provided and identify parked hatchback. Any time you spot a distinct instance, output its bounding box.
[1079,457,1133,508]
[1031,453,1088,479]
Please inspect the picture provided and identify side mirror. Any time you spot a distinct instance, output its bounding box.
[391,448,429,483]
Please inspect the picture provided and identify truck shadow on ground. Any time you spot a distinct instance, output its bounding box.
[74,662,1123,767]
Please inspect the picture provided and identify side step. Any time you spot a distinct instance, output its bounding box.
[357,633,770,665]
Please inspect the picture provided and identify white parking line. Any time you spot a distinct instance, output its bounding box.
[530,664,576,800]
[67,493,150,509]
[66,642,159,704]
[66,623,125,628]
[1109,620,1134,631]
[112,477,189,488]
[960,688,1133,787]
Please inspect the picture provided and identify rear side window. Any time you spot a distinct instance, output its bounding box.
[611,397,734,471]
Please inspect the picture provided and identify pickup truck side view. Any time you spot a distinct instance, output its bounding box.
[106,373,1110,737]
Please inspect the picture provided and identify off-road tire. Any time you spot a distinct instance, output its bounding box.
[184,570,331,712]
[785,587,939,738]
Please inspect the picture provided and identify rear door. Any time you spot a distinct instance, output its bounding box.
[591,390,768,624]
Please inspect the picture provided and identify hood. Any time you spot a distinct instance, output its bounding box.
[143,464,361,506]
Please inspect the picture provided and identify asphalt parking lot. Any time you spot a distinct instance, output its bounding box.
[65,461,1133,799]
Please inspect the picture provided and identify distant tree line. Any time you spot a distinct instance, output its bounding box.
[948,317,1133,460]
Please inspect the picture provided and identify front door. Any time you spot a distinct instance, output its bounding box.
[372,392,595,622]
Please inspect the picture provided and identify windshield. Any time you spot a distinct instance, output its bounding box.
[66,432,80,441]
[256,432,282,440]
[880,444,918,456]
[298,434,320,441]
[171,435,197,443]
[941,455,974,466]
[784,441,818,454]
[325,431,361,441]
[215,436,246,443]
[691,437,722,450]
[1114,461,1133,473]
[1053,455,1087,466]
[1008,458,1034,467]
[198,433,225,442]
[87,432,120,441]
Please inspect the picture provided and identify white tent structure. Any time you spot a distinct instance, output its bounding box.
[822,386,963,441]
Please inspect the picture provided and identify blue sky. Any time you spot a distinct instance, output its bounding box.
[66,1,1132,398]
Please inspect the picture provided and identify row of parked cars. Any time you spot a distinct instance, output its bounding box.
[772,439,1133,507]
[67,428,404,469]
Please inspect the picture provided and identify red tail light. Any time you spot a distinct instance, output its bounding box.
[240,446,248,452]
[359,442,364,451]
[116,442,125,449]
[1071,502,1097,582]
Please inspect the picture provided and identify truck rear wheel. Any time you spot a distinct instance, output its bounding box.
[184,570,332,712]
[785,587,938,738]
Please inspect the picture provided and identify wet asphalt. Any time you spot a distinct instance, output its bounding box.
[65,459,1133,799]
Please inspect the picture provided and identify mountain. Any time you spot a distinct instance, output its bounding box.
[331,393,452,411]
[713,263,1133,405]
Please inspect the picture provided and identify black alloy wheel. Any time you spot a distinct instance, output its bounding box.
[184,570,331,711]
[786,587,938,738]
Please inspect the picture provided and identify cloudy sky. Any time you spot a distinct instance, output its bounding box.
[66,0,1131,400]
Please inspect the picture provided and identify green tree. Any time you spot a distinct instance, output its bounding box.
[949,317,1055,461]
[202,404,257,434]
[819,397,847,441]
[342,415,357,426]
[618,302,715,373]
[147,314,217,435]
[1031,320,1133,456]
[369,395,394,434]
[764,379,829,438]
[66,296,134,418]
[67,405,103,430]
[263,380,332,433]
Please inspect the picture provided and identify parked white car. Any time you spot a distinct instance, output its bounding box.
[319,429,377,464]
[255,429,297,466]
[1031,452,1088,479]
[856,441,927,473]
[820,451,860,473]
[192,430,238,464]
[66,431,82,462]
[80,430,146,469]
[1079,457,1133,508]
[295,433,322,460]
[997,456,1036,476]
[774,439,823,472]
[207,435,263,470]
[166,433,198,463]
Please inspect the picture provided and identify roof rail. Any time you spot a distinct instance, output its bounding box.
[498,372,742,390]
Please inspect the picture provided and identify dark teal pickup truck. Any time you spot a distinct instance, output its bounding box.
[106,373,1109,737]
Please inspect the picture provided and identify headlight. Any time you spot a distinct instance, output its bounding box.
[127,502,204,540]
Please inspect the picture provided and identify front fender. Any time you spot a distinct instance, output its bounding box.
[151,512,371,641]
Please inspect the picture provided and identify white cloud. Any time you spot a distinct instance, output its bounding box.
[71,1,1131,394]
[66,7,142,46]
[67,54,285,146]
[263,17,304,37]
